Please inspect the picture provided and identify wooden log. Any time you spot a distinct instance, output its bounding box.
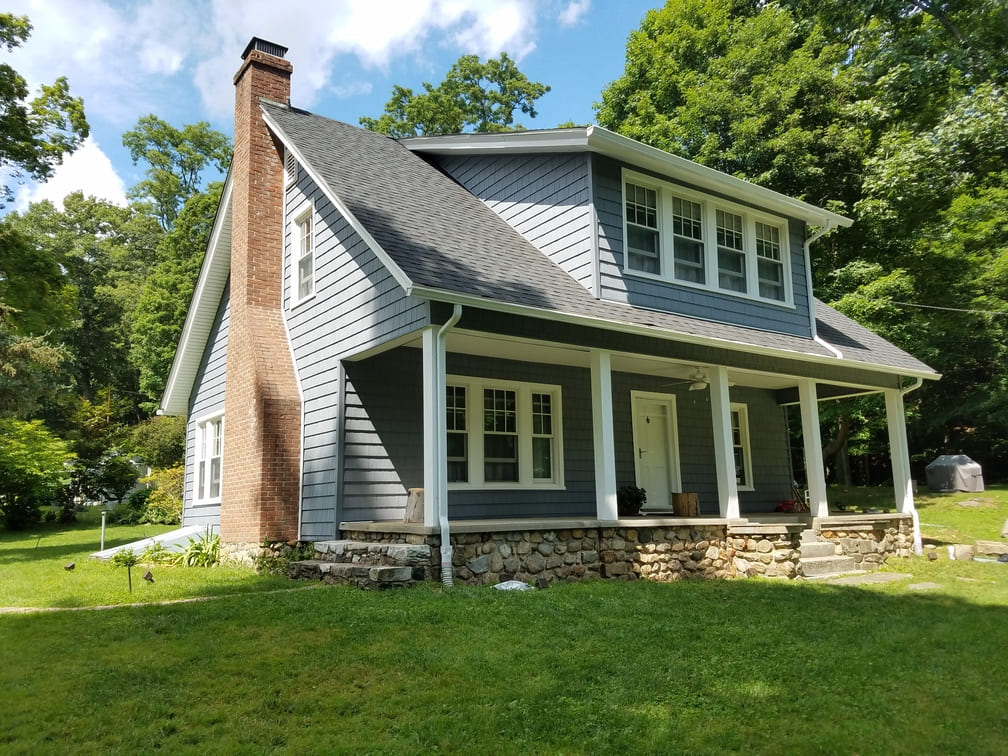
[404,488,424,523]
[671,492,699,517]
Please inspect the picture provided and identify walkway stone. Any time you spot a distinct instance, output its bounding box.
[906,582,942,591]
[826,571,913,585]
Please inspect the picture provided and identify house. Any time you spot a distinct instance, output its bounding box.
[160,38,938,584]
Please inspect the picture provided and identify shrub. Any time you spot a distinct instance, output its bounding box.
[140,465,183,525]
[106,487,150,525]
[0,419,73,529]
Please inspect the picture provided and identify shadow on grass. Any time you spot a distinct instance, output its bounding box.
[0,577,1005,753]
[0,524,165,565]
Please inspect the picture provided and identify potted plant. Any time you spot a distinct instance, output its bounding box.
[617,485,647,516]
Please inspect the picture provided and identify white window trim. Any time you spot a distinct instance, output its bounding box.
[446,375,565,491]
[193,412,224,505]
[290,199,315,306]
[621,168,794,308]
[731,403,755,492]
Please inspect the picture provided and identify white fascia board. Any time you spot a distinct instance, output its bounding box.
[160,174,234,417]
[408,285,938,382]
[261,106,413,293]
[402,125,852,229]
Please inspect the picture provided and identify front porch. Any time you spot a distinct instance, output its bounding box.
[328,511,914,585]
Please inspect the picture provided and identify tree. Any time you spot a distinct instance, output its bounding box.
[0,418,73,529]
[0,304,68,417]
[130,182,224,404]
[0,14,88,202]
[360,53,550,137]
[123,115,231,230]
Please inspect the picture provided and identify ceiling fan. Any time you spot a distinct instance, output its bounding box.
[661,367,710,391]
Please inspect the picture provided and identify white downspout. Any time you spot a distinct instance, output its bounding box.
[900,377,925,555]
[436,304,463,587]
[804,221,835,339]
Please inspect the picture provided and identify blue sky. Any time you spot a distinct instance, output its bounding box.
[5,0,661,211]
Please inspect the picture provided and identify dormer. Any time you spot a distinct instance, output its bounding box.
[405,126,851,339]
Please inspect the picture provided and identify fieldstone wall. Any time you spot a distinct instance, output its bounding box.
[348,525,737,585]
[726,527,803,579]
[818,516,914,568]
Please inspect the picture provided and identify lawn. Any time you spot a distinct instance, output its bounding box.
[1,501,1006,753]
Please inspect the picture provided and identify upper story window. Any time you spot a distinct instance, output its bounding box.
[445,377,563,489]
[622,169,792,305]
[294,206,314,302]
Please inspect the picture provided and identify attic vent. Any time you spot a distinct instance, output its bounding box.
[241,37,288,61]
[285,150,298,185]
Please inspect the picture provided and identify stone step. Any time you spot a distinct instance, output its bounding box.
[313,540,431,567]
[799,529,823,545]
[799,555,861,578]
[290,559,418,588]
[799,541,837,559]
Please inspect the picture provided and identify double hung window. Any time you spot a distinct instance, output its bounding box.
[445,378,563,488]
[730,404,753,490]
[622,170,791,304]
[294,205,314,302]
[196,416,223,502]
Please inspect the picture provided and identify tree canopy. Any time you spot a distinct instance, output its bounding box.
[360,52,550,137]
[0,14,88,203]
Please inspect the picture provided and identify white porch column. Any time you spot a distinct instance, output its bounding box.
[798,379,829,519]
[708,366,739,519]
[885,389,914,514]
[421,327,440,528]
[590,350,618,520]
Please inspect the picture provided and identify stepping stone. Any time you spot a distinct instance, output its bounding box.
[907,582,942,591]
[827,572,913,585]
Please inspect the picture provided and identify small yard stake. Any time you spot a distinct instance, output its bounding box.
[100,511,106,551]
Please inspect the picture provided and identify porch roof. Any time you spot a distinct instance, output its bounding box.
[260,103,935,380]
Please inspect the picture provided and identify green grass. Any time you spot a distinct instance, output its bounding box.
[0,518,292,608]
[1,568,1006,754]
[1,504,1006,753]
[829,483,1008,544]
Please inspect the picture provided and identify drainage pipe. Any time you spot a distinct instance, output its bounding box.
[803,222,836,340]
[436,304,463,587]
[900,377,925,555]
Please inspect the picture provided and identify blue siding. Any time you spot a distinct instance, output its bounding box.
[594,156,813,337]
[183,282,229,529]
[283,172,430,539]
[435,153,596,293]
[611,375,792,514]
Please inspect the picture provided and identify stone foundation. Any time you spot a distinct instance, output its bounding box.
[817,514,914,569]
[725,524,803,579]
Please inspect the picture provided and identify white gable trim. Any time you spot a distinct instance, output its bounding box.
[402,126,852,231]
[260,106,414,293]
[408,285,939,382]
[160,174,234,417]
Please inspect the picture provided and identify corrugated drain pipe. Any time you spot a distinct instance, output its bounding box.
[901,377,925,555]
[437,304,463,587]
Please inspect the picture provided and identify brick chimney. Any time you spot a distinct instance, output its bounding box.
[221,38,301,545]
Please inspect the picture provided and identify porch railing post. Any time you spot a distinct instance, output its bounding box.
[798,379,829,518]
[708,366,740,519]
[590,350,618,520]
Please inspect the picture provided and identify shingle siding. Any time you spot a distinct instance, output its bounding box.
[594,155,813,338]
[283,172,429,539]
[183,282,230,529]
[435,153,596,292]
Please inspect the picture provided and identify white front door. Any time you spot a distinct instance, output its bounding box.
[631,392,681,509]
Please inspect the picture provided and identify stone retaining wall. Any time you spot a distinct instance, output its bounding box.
[818,515,914,568]
[726,528,802,579]
[348,525,745,585]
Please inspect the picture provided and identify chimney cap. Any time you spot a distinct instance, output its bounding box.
[241,37,288,61]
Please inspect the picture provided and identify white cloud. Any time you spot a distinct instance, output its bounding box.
[558,0,590,26]
[13,138,127,210]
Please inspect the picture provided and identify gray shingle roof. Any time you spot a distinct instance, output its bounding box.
[262,102,935,378]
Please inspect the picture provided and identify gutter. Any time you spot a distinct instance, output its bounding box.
[436,304,463,587]
[804,222,835,340]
